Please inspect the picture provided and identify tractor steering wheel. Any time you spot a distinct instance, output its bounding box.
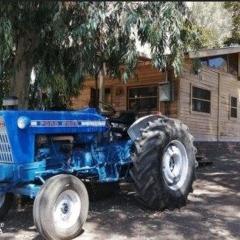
[98,101,116,117]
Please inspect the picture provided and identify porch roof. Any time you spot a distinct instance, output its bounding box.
[138,45,240,62]
[188,45,240,59]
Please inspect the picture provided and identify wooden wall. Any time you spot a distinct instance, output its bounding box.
[71,62,178,118]
[72,56,240,142]
[218,72,240,141]
[178,60,240,142]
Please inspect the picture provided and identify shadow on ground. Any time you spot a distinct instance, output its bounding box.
[1,152,240,240]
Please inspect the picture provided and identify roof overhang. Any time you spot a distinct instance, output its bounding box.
[188,46,240,59]
[138,51,151,62]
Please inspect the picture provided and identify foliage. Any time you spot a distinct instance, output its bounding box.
[0,2,86,108]
[224,2,240,45]
[0,1,201,109]
[68,2,199,80]
[188,2,232,48]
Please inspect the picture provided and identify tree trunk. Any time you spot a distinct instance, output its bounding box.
[9,37,34,109]
[98,69,104,110]
[94,73,99,108]
[98,62,107,110]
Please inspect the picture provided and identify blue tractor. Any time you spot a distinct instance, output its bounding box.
[0,100,196,240]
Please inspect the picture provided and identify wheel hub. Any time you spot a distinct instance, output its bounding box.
[169,157,175,171]
[162,140,189,190]
[53,190,81,229]
[61,202,69,215]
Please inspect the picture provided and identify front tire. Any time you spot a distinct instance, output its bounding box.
[33,174,89,240]
[130,117,196,210]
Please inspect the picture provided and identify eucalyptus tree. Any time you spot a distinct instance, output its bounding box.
[0,1,200,109]
[188,2,232,48]
[79,2,201,106]
[0,1,87,108]
[224,2,240,45]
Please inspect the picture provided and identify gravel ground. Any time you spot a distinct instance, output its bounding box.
[1,152,240,240]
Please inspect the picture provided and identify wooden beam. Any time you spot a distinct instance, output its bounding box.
[188,47,240,59]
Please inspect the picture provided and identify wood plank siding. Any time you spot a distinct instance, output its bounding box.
[179,60,240,141]
[72,49,240,142]
[72,62,179,118]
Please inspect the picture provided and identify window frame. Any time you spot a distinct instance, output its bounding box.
[127,84,159,114]
[229,95,238,119]
[200,53,239,77]
[190,84,211,115]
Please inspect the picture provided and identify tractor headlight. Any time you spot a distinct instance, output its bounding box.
[17,116,30,129]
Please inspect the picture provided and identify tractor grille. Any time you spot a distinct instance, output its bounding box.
[0,117,13,163]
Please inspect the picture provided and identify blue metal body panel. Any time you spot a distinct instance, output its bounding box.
[0,108,107,163]
[0,108,133,198]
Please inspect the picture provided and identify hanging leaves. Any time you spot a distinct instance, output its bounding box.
[0,1,201,109]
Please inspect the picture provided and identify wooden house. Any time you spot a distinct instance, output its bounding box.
[72,46,240,154]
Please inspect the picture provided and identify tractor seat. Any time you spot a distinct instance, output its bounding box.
[110,111,136,126]
[110,111,136,137]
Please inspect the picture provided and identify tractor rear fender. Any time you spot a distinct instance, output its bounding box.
[127,114,162,143]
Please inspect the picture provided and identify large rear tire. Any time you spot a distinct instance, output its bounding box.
[33,174,89,240]
[130,117,196,210]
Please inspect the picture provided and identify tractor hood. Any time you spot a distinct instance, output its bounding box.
[0,108,107,163]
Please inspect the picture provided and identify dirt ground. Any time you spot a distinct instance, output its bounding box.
[1,152,240,240]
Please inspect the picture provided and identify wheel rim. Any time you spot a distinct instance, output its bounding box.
[0,194,5,208]
[162,140,189,190]
[53,190,81,230]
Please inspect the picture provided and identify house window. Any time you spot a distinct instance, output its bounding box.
[208,56,228,72]
[200,53,238,76]
[192,86,211,113]
[128,85,158,113]
[230,96,237,118]
[201,55,228,72]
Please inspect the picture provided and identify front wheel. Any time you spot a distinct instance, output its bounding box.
[33,174,89,240]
